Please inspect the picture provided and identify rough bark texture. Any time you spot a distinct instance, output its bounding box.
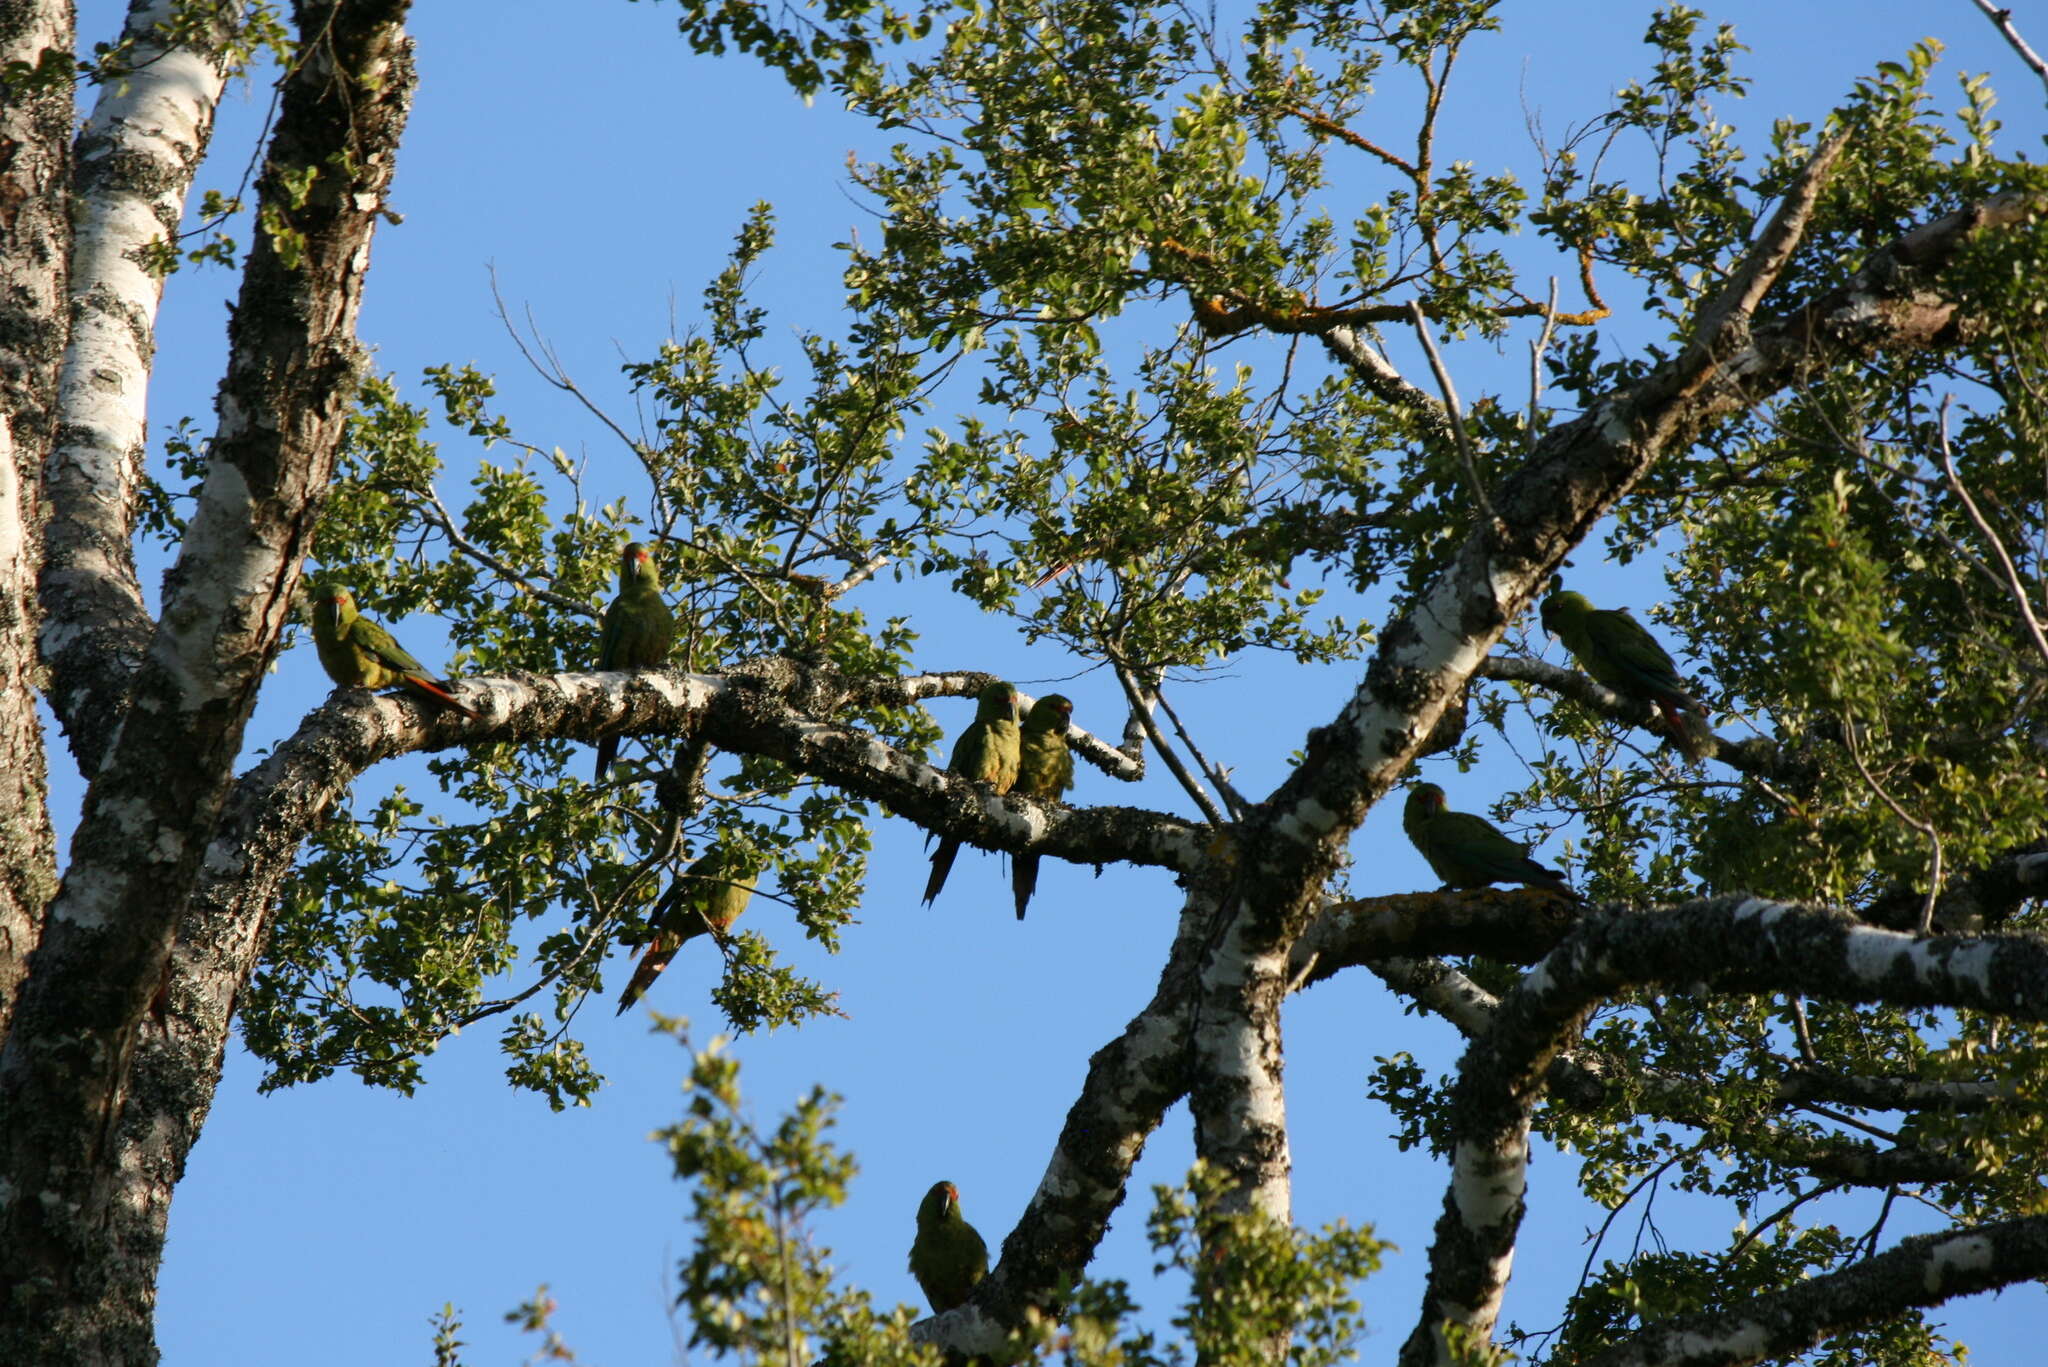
[1574,1214,2048,1367]
[41,0,231,773]
[0,20,2040,1366]
[0,0,71,1034]
[0,3,416,1361]
[1398,900,2048,1367]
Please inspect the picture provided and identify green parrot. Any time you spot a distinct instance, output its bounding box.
[1010,693,1075,920]
[311,586,479,718]
[593,541,677,781]
[615,848,757,1014]
[1402,783,1574,898]
[921,681,1023,906]
[1539,589,1708,762]
[908,1180,989,1315]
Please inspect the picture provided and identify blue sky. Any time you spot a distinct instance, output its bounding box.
[58,0,2048,1362]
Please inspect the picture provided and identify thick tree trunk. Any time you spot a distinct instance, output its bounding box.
[0,3,416,1361]
[0,0,71,1034]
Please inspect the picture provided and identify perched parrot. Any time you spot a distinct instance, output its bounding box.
[908,1180,989,1315]
[921,681,1023,906]
[1402,783,1574,898]
[1540,589,1709,762]
[593,541,677,781]
[1010,693,1075,920]
[311,586,479,718]
[615,848,757,1015]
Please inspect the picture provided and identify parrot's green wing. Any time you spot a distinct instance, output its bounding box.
[349,615,430,678]
[1585,608,1688,698]
[616,850,757,1014]
[1011,695,1075,919]
[923,682,1022,906]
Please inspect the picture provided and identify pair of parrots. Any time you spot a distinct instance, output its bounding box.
[1403,588,1710,897]
[308,541,675,742]
[922,680,1076,920]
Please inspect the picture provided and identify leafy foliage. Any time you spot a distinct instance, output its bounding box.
[213,0,2048,1356]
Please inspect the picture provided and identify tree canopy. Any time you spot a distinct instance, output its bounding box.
[3,0,2048,1364]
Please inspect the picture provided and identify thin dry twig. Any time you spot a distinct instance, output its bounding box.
[418,483,594,617]
[1154,686,1249,820]
[1729,1179,1848,1260]
[1407,299,1496,526]
[1113,662,1226,825]
[1935,395,2048,671]
[1841,708,1944,935]
[1970,0,2048,101]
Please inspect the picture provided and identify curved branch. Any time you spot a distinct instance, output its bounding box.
[1576,1213,2048,1367]
[1477,654,1777,772]
[1248,167,2041,1008]
[1401,898,2048,1366]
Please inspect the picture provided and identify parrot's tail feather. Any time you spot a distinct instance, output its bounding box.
[616,947,677,1014]
[1013,852,1040,920]
[1655,698,1706,764]
[403,673,481,719]
[924,839,961,906]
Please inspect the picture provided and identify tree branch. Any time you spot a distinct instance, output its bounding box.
[1400,898,2048,1366]
[1969,0,2048,101]
[1576,1212,2048,1367]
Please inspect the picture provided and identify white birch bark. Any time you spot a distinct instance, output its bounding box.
[42,0,232,769]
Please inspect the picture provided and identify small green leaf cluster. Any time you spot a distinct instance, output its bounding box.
[656,1025,941,1367]
[1537,1228,1955,1367]
[245,215,977,1098]
[1144,1162,1385,1367]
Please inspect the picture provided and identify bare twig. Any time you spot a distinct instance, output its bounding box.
[1407,299,1496,526]
[1113,662,1226,826]
[1970,0,2048,101]
[1791,995,1818,1064]
[417,484,594,617]
[1935,395,2048,671]
[1285,105,1419,175]
[1154,686,1250,820]
[489,269,656,461]
[1526,276,1561,453]
[1841,708,1945,935]
[1729,1180,1847,1259]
